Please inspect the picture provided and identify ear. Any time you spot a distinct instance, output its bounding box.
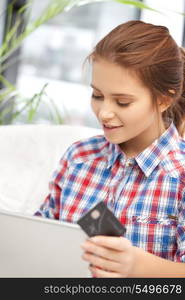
[157,96,173,113]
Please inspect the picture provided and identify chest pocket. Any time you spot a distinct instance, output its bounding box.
[125,215,178,259]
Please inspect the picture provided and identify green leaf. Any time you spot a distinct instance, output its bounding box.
[17,1,33,15]
[0,0,72,64]
[0,75,17,102]
[26,83,48,122]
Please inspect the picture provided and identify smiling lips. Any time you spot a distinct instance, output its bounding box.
[103,124,123,130]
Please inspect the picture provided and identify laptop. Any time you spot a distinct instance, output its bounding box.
[0,209,89,278]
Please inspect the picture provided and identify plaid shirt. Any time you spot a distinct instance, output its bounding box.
[35,123,185,262]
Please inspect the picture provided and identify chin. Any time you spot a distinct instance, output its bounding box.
[104,136,127,145]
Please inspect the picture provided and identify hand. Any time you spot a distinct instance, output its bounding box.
[81,235,136,278]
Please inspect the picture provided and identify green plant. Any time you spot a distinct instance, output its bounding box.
[0,0,183,125]
[13,83,66,124]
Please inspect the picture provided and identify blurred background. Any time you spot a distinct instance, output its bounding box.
[0,0,185,128]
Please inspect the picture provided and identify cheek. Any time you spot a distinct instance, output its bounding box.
[121,102,156,123]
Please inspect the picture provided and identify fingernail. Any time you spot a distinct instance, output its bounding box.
[90,236,97,243]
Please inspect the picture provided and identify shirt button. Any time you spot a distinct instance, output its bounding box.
[125,159,134,167]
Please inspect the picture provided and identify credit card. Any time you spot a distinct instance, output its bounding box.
[77,201,126,237]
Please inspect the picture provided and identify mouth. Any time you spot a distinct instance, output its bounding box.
[103,124,123,130]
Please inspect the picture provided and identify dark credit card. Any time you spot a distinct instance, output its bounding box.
[77,201,126,237]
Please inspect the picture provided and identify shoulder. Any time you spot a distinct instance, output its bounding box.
[178,136,185,153]
[63,134,109,164]
[162,137,185,185]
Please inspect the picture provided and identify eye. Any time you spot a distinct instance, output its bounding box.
[91,93,103,100]
[91,93,131,107]
[117,102,130,107]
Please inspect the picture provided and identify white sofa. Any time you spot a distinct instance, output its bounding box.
[0,124,102,215]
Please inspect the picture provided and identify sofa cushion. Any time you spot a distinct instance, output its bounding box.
[0,124,102,214]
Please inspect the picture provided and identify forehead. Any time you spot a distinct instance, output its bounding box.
[91,59,148,95]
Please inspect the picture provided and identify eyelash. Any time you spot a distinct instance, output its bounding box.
[91,94,130,107]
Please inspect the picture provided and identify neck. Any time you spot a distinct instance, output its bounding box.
[119,120,166,158]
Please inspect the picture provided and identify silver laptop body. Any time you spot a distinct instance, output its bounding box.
[0,210,89,277]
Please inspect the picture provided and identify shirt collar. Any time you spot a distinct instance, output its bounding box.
[106,122,180,177]
[107,142,125,168]
[135,122,180,177]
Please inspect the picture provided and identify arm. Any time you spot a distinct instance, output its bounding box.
[81,236,185,278]
[34,151,69,219]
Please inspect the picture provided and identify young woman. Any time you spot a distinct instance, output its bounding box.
[35,20,185,277]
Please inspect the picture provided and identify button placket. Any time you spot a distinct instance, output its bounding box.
[113,159,135,217]
[109,165,125,206]
[125,158,134,167]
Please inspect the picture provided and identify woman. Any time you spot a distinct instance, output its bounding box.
[35,20,185,277]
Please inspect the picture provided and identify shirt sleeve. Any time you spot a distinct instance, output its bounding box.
[34,144,73,220]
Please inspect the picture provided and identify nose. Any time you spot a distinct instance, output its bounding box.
[99,103,115,122]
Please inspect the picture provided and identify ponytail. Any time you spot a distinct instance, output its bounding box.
[164,47,185,137]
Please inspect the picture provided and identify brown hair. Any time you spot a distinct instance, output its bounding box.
[88,20,185,137]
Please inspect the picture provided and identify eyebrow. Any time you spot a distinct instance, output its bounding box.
[90,84,136,99]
